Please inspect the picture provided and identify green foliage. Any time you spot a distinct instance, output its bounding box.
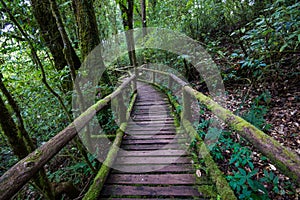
[97,107,118,134]
[241,1,300,58]
[207,127,277,199]
[48,153,97,184]
[1,0,299,198]
[227,168,268,200]
[197,105,292,199]
[242,91,272,131]
[239,58,267,80]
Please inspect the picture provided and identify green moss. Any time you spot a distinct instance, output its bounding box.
[25,149,42,163]
[197,185,218,198]
[183,119,237,200]
[185,86,300,185]
[126,93,137,120]
[83,89,137,200]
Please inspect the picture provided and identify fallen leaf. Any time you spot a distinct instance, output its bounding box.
[269,163,276,171]
[196,169,202,177]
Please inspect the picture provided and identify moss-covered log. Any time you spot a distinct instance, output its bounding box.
[183,119,237,200]
[83,93,137,200]
[82,123,126,200]
[184,86,300,185]
[0,75,135,200]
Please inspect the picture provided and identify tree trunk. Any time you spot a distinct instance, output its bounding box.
[118,0,138,67]
[72,0,100,59]
[141,0,147,37]
[0,74,35,151]
[72,0,111,85]
[30,0,81,70]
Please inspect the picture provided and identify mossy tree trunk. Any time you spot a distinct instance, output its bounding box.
[117,0,138,67]
[141,0,147,37]
[72,0,100,59]
[30,0,81,71]
[49,0,97,174]
[0,77,55,200]
[72,0,111,85]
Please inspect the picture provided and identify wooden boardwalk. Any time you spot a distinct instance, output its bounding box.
[100,83,211,199]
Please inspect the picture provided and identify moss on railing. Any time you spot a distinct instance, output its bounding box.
[0,75,136,200]
[184,86,300,185]
[83,93,137,200]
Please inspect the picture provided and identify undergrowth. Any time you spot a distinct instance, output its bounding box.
[194,94,296,199]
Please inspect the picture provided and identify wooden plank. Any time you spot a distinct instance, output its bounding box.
[101,185,202,197]
[135,98,168,102]
[125,128,176,132]
[131,113,173,117]
[128,119,174,123]
[135,101,167,104]
[121,144,185,150]
[122,139,178,145]
[135,98,166,101]
[127,123,175,127]
[117,150,187,157]
[124,133,176,137]
[134,102,169,106]
[123,134,184,140]
[126,130,177,133]
[106,174,197,185]
[111,164,194,174]
[133,108,171,111]
[134,106,172,109]
[132,112,172,115]
[114,156,191,165]
[131,118,174,121]
[127,122,175,126]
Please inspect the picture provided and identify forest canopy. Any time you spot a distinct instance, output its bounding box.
[0,0,299,199]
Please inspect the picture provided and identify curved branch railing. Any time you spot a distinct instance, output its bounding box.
[0,75,136,200]
[138,67,300,186]
[1,66,300,199]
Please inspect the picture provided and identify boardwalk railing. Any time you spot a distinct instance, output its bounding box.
[138,66,300,186]
[1,65,300,199]
[0,75,136,200]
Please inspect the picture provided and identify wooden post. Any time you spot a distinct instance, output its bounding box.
[133,68,137,91]
[152,71,156,83]
[182,87,192,122]
[168,75,173,89]
[117,91,126,124]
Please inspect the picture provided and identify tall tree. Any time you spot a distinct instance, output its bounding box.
[117,0,138,67]
[72,0,100,59]
[30,0,81,70]
[141,0,147,37]
[72,0,111,86]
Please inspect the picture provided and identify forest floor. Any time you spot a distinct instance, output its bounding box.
[225,75,299,156]
[195,62,300,199]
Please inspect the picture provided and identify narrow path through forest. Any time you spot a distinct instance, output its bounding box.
[100,83,211,199]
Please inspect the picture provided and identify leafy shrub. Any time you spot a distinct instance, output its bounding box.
[240,1,300,62]
[242,91,272,131]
